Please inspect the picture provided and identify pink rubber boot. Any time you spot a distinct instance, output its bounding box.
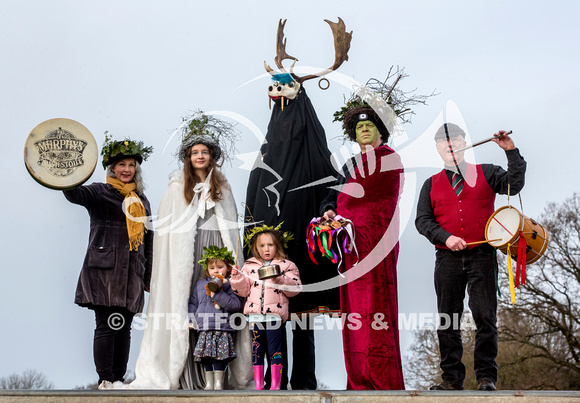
[270,364,283,390]
[253,365,265,390]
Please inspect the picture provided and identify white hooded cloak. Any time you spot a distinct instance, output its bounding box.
[129,170,253,389]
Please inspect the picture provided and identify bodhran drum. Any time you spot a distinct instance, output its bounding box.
[24,118,98,190]
[485,206,549,264]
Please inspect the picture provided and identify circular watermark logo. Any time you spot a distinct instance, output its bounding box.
[125,67,477,294]
[107,313,125,330]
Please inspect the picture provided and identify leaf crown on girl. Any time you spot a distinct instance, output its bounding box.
[243,222,294,253]
[198,245,235,269]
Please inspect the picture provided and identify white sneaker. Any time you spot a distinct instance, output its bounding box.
[98,380,113,390]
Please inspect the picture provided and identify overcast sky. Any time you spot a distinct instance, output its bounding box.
[1,0,579,389]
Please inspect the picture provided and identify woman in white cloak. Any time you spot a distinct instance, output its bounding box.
[129,130,253,389]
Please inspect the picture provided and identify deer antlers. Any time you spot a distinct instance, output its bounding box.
[264,18,352,84]
[263,19,298,76]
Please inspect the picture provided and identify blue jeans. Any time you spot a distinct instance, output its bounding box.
[434,245,498,384]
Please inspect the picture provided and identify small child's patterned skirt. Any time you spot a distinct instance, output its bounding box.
[193,330,237,362]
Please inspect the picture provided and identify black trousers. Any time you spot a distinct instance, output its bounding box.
[434,245,498,385]
[92,306,134,383]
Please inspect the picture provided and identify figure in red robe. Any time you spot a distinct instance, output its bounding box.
[321,105,405,390]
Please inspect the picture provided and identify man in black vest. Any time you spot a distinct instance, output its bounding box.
[415,123,526,391]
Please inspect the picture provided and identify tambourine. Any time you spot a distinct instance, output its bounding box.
[24,118,98,190]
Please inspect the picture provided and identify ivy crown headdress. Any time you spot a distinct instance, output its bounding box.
[198,245,235,270]
[243,222,295,253]
[176,110,240,165]
[100,132,153,169]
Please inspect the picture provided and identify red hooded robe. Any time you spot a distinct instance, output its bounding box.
[336,144,405,390]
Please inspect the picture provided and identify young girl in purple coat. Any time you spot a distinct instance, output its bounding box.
[189,246,243,390]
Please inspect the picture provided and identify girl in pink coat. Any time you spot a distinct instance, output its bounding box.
[230,228,302,390]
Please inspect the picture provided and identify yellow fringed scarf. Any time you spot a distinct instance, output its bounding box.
[106,176,146,251]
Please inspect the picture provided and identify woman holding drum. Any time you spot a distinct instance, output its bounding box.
[64,135,154,390]
[415,123,526,392]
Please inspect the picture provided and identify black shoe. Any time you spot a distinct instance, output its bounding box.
[429,381,464,390]
[478,378,496,391]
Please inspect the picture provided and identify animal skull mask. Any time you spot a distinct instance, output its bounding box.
[268,79,300,110]
[264,18,352,111]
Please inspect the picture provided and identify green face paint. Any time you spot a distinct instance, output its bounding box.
[355,120,381,147]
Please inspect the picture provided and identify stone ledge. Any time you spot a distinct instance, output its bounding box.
[1,390,579,403]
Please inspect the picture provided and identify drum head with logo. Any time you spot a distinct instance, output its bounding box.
[486,206,523,248]
[24,118,98,190]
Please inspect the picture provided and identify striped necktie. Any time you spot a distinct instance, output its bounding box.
[452,172,464,197]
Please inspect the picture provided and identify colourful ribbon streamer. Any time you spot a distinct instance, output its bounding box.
[515,231,527,287]
[506,243,517,304]
[306,216,358,277]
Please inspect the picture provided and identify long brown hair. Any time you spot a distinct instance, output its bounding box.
[183,144,227,204]
[250,230,287,262]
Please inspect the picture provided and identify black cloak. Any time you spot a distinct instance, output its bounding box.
[244,86,340,315]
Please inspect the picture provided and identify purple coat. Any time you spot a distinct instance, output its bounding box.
[188,278,243,332]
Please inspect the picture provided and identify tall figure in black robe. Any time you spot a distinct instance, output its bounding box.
[245,86,340,389]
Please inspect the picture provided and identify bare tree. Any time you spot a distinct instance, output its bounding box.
[404,314,478,390]
[497,192,580,389]
[404,327,442,389]
[497,307,579,389]
[0,369,53,390]
[316,379,331,390]
[73,381,99,390]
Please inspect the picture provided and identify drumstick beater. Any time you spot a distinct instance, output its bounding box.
[466,238,502,246]
[232,234,241,273]
[452,130,513,153]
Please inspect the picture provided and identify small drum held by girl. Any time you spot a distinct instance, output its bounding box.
[230,226,302,390]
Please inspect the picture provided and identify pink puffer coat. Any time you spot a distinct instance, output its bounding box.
[230,257,302,322]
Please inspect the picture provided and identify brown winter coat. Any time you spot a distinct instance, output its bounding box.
[64,182,153,314]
